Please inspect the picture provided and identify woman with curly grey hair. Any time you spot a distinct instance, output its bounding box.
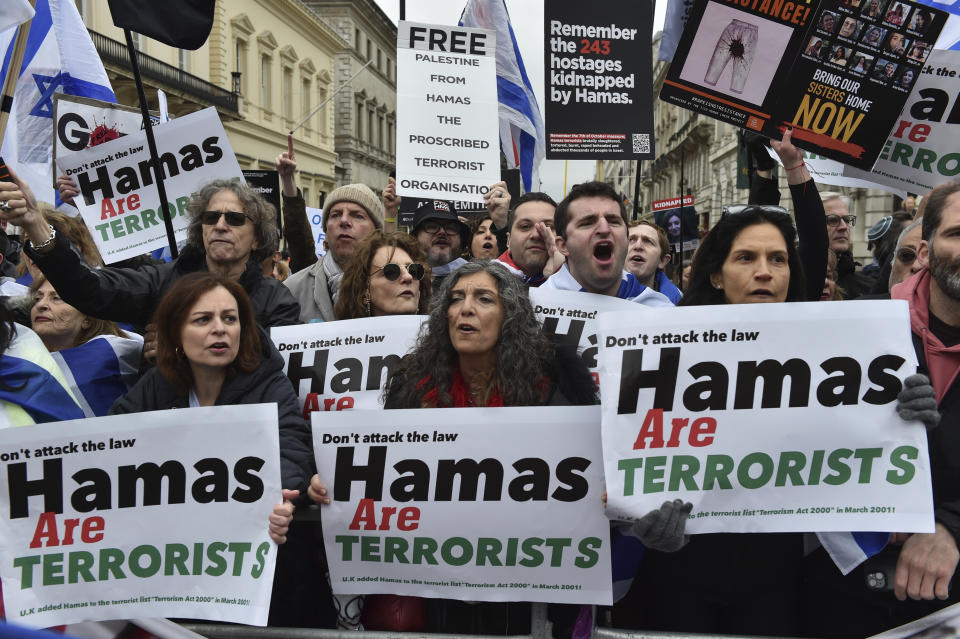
[384,260,595,408]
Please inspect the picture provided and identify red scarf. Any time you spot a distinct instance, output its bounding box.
[417,369,504,407]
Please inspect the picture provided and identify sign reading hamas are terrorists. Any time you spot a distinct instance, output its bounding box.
[271,316,424,417]
[543,0,656,159]
[0,405,281,628]
[599,301,934,534]
[315,406,613,605]
[55,107,244,264]
[395,21,500,203]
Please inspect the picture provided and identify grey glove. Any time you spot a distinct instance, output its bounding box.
[897,373,940,430]
[632,499,693,552]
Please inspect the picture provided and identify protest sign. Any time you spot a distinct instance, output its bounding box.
[543,0,655,159]
[395,21,499,203]
[660,0,947,169]
[55,107,245,264]
[315,406,612,605]
[397,168,521,226]
[0,405,281,628]
[271,316,424,417]
[598,300,933,534]
[529,287,635,392]
[53,95,159,188]
[242,170,281,224]
[843,49,960,192]
[305,206,326,258]
[660,0,699,62]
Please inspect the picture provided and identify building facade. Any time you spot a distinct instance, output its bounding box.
[599,33,900,264]
[75,0,344,208]
[303,0,397,192]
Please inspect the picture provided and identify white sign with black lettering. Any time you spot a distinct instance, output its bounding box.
[396,21,499,203]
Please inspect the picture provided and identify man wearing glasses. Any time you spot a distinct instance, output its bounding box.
[1,176,300,331]
[821,191,869,298]
[410,200,470,283]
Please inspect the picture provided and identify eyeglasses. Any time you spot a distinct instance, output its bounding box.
[420,221,461,235]
[372,262,426,281]
[201,210,254,226]
[825,214,856,227]
[721,204,790,218]
[895,248,918,265]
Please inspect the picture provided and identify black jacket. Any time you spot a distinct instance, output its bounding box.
[109,331,314,494]
[26,235,300,331]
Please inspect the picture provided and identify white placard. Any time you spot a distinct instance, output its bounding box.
[271,316,425,416]
[598,301,934,534]
[305,206,326,259]
[395,21,500,202]
[0,405,281,628]
[315,406,613,605]
[55,107,245,264]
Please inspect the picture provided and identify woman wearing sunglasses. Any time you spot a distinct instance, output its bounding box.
[0,175,300,334]
[334,232,432,319]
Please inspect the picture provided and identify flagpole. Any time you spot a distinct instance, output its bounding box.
[0,2,38,155]
[122,28,179,259]
[563,160,568,196]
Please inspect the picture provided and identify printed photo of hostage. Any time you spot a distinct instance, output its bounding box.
[907,40,931,63]
[655,206,699,249]
[907,8,932,35]
[839,16,864,39]
[849,52,875,73]
[883,31,910,56]
[829,45,852,66]
[804,36,825,57]
[897,66,916,89]
[819,10,841,33]
[871,57,899,82]
[861,24,887,47]
[862,0,889,21]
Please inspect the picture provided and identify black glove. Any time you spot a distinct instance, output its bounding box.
[632,499,693,552]
[743,131,777,171]
[897,373,940,430]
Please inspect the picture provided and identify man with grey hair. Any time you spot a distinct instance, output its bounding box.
[0,173,300,330]
[888,218,925,290]
[821,190,871,298]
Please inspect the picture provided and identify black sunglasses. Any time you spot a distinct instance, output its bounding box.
[372,262,425,281]
[201,210,253,226]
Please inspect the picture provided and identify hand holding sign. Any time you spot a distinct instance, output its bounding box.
[269,488,300,545]
[277,135,297,198]
[383,177,401,222]
[57,173,80,208]
[308,473,331,505]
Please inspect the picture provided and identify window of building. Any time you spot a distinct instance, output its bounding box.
[377,49,382,71]
[388,121,394,154]
[368,108,374,145]
[235,40,247,96]
[283,67,293,122]
[378,115,384,151]
[261,55,272,112]
[356,102,364,140]
[366,40,372,61]
[318,87,328,140]
[355,29,361,52]
[178,49,189,72]
[301,78,311,125]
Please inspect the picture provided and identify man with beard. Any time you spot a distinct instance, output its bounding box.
[495,192,565,286]
[411,200,471,283]
[542,181,671,306]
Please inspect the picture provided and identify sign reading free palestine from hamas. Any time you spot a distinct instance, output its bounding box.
[599,300,934,534]
[56,107,245,264]
[315,406,613,605]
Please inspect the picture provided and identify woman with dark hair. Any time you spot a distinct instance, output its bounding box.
[334,231,431,320]
[468,216,499,259]
[110,272,313,544]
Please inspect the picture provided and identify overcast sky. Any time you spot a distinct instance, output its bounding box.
[373,1,668,199]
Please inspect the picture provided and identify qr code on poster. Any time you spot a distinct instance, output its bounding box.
[632,133,650,154]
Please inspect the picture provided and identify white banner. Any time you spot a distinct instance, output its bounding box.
[305,206,326,259]
[271,316,424,416]
[395,21,500,202]
[844,50,960,194]
[55,107,245,264]
[0,405,281,628]
[315,406,613,605]
[598,301,934,534]
[529,287,635,393]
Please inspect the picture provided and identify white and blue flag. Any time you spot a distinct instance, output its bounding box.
[50,333,143,418]
[460,0,545,193]
[0,0,115,205]
[814,531,893,575]
[917,0,960,49]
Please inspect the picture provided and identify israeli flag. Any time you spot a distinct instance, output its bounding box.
[815,531,892,575]
[0,0,115,205]
[51,333,143,418]
[460,0,545,192]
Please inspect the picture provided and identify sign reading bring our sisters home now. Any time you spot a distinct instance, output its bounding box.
[56,107,245,264]
[599,301,934,534]
[315,407,613,605]
[0,405,281,628]
[396,21,500,202]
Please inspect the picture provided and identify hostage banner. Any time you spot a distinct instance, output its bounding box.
[55,107,244,264]
[395,21,500,202]
[315,406,613,605]
[271,316,424,417]
[598,301,934,534]
[0,405,282,628]
[529,288,635,393]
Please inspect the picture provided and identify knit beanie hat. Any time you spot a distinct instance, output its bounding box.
[322,184,384,230]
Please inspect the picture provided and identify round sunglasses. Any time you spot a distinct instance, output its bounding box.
[372,262,425,281]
